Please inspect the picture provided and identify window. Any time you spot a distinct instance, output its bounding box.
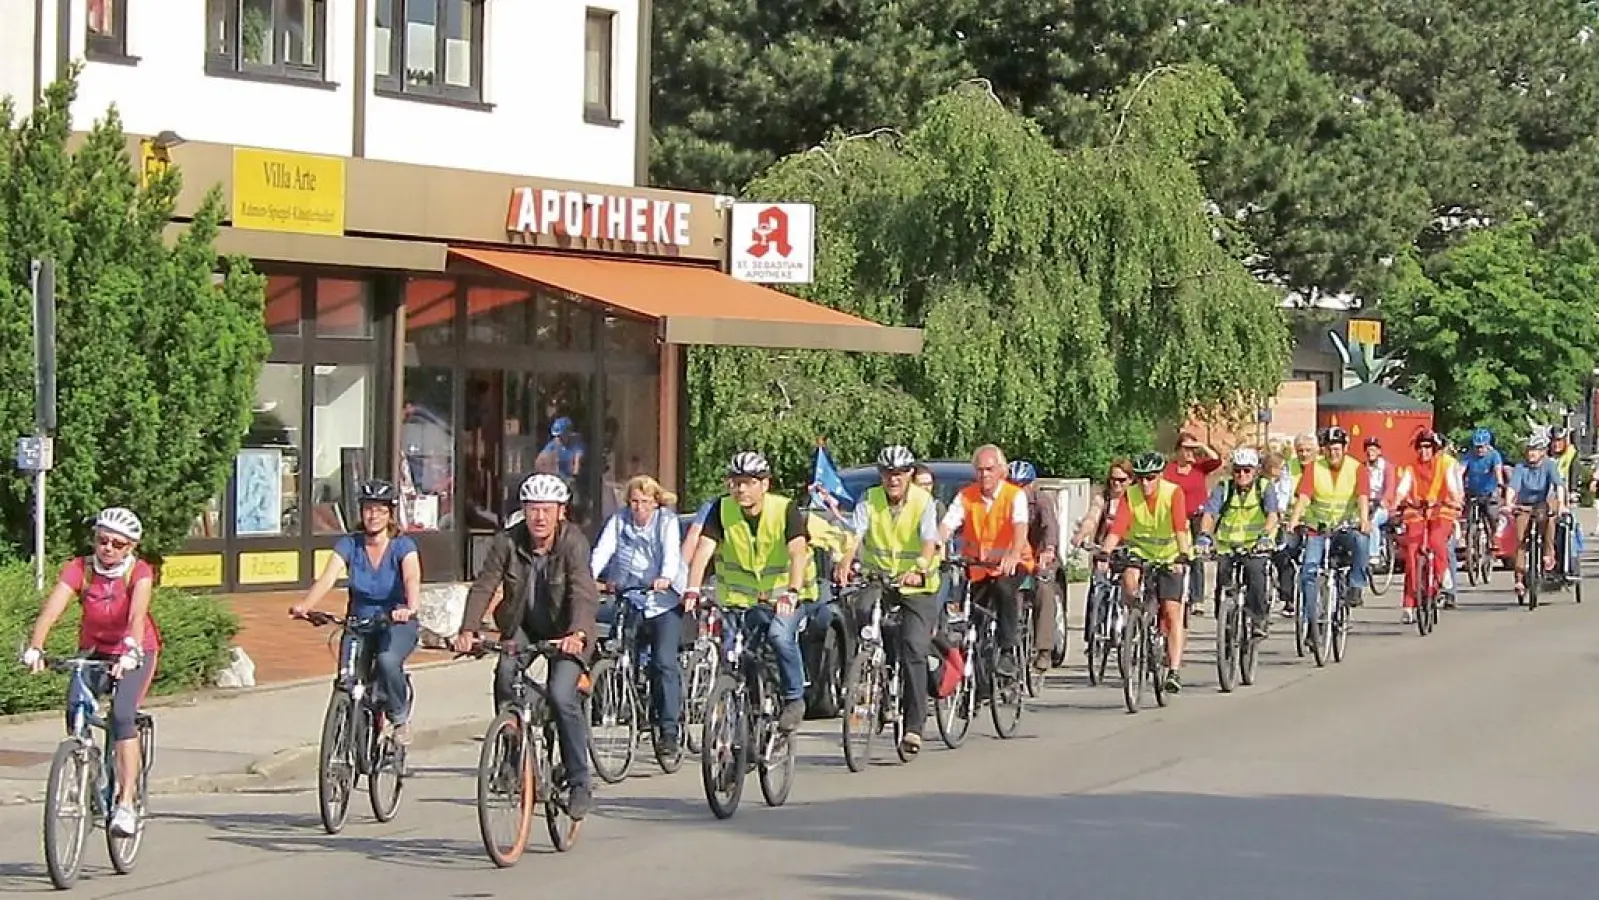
[583,9,617,124]
[311,365,374,534]
[376,0,487,105]
[401,367,455,533]
[86,0,132,61]
[237,363,303,537]
[315,278,373,338]
[207,0,328,83]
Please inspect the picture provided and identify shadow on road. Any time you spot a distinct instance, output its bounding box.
[722,790,1598,900]
[157,809,488,870]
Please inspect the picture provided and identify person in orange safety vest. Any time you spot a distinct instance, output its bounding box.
[1392,429,1463,624]
[937,444,1032,678]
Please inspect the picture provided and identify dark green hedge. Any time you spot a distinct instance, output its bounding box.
[0,562,239,715]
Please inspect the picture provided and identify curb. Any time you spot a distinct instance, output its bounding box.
[0,718,488,807]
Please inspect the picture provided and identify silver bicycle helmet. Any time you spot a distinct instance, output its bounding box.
[518,473,571,504]
[727,451,771,478]
[876,444,916,470]
[93,507,144,543]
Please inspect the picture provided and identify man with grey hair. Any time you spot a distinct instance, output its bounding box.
[938,444,1031,677]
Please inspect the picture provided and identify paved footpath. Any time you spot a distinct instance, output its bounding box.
[1,567,1596,898]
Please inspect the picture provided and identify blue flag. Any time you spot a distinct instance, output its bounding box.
[809,444,853,511]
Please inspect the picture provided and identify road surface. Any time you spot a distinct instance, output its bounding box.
[1,577,1594,899]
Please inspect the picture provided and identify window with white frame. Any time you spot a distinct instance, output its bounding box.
[375,0,487,105]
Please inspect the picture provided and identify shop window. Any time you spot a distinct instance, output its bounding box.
[605,372,662,513]
[316,278,373,338]
[533,290,596,351]
[583,8,618,125]
[206,0,328,84]
[465,284,532,345]
[376,0,487,105]
[190,491,223,539]
[237,362,303,537]
[603,313,655,355]
[311,365,373,534]
[265,275,302,336]
[401,366,455,533]
[404,277,456,347]
[87,0,132,61]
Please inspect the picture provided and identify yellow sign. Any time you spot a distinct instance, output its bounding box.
[160,554,223,588]
[314,548,337,578]
[138,139,171,189]
[238,550,301,585]
[231,147,346,235]
[1348,318,1383,346]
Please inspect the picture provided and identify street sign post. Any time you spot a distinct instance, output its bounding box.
[28,260,57,590]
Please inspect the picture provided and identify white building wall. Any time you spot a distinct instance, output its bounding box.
[0,0,639,186]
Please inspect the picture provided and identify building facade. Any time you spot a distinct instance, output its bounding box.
[5,1,922,591]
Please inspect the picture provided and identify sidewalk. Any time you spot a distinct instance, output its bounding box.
[0,657,498,805]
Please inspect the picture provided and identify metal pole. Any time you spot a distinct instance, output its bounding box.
[34,469,45,591]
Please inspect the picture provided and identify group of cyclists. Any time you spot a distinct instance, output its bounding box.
[15,420,1588,867]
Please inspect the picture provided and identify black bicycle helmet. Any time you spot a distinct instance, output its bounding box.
[357,479,399,506]
[1319,426,1349,446]
[1131,452,1166,476]
[1550,424,1570,441]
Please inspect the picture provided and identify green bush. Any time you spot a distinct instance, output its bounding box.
[0,561,239,715]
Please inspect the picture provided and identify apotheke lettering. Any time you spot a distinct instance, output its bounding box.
[506,187,692,247]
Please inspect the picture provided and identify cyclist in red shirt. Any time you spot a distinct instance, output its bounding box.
[22,508,160,838]
[1164,432,1223,615]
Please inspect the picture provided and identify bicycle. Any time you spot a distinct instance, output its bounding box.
[587,589,686,783]
[298,610,411,834]
[1512,504,1555,611]
[467,638,584,866]
[1551,507,1585,604]
[1367,517,1400,596]
[932,558,1026,744]
[1077,544,1121,687]
[1408,514,1443,637]
[1463,496,1496,586]
[1211,546,1273,692]
[1112,551,1177,713]
[36,655,155,889]
[698,596,799,819]
[839,574,914,772]
[1298,525,1354,667]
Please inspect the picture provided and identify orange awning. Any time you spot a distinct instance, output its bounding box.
[449,247,923,355]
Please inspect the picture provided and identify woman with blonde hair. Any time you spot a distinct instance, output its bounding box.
[591,474,686,754]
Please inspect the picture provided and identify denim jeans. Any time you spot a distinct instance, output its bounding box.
[493,648,589,790]
[341,618,419,725]
[1367,506,1389,560]
[634,607,684,739]
[1299,529,1370,621]
[740,604,806,702]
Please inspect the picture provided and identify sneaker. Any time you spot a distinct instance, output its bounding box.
[1188,601,1205,618]
[1280,603,1296,619]
[658,730,680,757]
[1345,587,1365,608]
[1402,608,1415,625]
[566,783,594,821]
[898,732,922,758]
[110,804,138,837]
[778,699,806,732]
[392,722,412,747]
[1441,593,1457,610]
[1163,670,1182,694]
[1251,618,1270,639]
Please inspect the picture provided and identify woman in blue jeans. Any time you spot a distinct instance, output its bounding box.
[292,480,422,744]
[591,475,685,754]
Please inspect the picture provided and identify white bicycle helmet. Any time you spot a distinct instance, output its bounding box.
[93,507,144,543]
[518,473,570,504]
[727,451,771,478]
[1231,447,1261,468]
[876,444,916,470]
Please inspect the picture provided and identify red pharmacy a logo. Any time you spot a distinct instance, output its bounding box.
[747,206,793,258]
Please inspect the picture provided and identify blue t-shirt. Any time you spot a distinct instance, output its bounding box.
[1508,459,1563,505]
[1462,448,1504,497]
[335,534,419,616]
[539,437,586,478]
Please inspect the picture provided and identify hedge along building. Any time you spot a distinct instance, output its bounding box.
[12,1,920,592]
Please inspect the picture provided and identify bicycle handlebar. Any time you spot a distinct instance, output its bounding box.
[294,609,393,630]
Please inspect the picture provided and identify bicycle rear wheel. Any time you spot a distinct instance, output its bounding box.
[988,665,1024,739]
[586,657,637,784]
[1372,533,1398,596]
[316,692,356,835]
[757,701,796,808]
[475,712,532,867]
[108,720,153,874]
[368,716,403,823]
[1240,615,1261,687]
[700,676,746,820]
[43,741,92,889]
[840,648,881,772]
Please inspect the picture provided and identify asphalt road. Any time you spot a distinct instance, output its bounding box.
[2,575,1594,899]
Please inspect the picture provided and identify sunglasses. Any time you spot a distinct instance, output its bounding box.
[1137,473,1160,481]
[1234,467,1257,474]
[1108,475,1129,484]
[881,468,912,477]
[97,535,131,551]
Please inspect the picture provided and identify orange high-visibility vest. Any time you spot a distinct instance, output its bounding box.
[956,481,1035,582]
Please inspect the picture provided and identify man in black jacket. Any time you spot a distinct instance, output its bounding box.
[457,473,600,819]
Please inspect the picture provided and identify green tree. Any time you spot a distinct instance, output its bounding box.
[1383,217,1599,440]
[0,72,270,560]
[683,69,1290,499]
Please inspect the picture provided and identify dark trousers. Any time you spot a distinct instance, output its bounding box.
[1216,554,1270,619]
[1186,514,1207,605]
[970,574,1023,650]
[635,608,684,738]
[1276,531,1302,609]
[493,641,590,789]
[852,584,941,735]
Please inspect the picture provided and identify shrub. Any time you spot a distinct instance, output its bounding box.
[0,561,239,715]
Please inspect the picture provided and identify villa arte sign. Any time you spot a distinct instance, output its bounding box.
[505,186,693,247]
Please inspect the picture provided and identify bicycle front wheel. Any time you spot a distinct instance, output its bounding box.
[1372,533,1398,595]
[1119,612,1146,714]
[934,671,974,749]
[476,712,532,868]
[367,720,404,823]
[43,741,92,889]
[316,692,356,835]
[700,676,747,820]
[1216,595,1239,694]
[840,648,882,773]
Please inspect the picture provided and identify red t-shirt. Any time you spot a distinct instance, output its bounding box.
[1162,459,1221,520]
[1107,481,1189,540]
[1293,458,1372,508]
[62,558,162,655]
